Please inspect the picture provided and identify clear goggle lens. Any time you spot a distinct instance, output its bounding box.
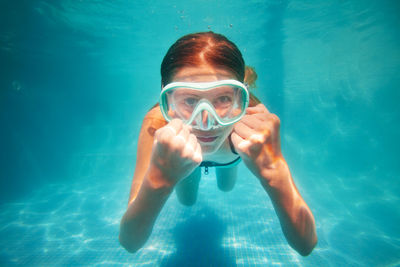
[160,80,249,130]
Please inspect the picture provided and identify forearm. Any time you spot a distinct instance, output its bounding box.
[260,159,317,256]
[119,170,173,253]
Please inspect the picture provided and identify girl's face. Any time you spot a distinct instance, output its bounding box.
[171,65,238,155]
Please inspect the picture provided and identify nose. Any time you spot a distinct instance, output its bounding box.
[201,110,209,129]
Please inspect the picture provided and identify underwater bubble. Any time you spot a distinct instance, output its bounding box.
[12,80,21,91]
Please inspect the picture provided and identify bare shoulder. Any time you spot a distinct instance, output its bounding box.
[145,105,163,119]
[142,105,167,135]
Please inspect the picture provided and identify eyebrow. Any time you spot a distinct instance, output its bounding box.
[174,75,214,81]
[173,74,233,81]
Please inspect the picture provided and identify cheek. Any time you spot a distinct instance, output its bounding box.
[217,126,234,147]
[213,126,233,145]
[220,125,234,138]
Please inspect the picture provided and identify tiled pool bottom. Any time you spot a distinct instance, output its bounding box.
[0,165,349,266]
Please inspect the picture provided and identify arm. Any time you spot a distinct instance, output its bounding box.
[119,113,202,253]
[119,168,173,253]
[231,104,317,256]
[259,158,317,256]
[119,113,168,253]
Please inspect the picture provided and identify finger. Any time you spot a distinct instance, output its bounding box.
[246,103,270,115]
[231,131,245,150]
[177,124,190,141]
[267,113,281,128]
[232,131,253,152]
[254,112,271,122]
[156,119,184,145]
[233,122,270,152]
[182,133,197,158]
[233,121,258,140]
[241,113,281,139]
[172,125,191,152]
[188,133,198,150]
[153,135,169,156]
[155,121,179,140]
[257,113,280,143]
[266,114,281,147]
[162,125,177,136]
[156,127,174,147]
[240,114,265,130]
[168,118,184,134]
[193,142,203,163]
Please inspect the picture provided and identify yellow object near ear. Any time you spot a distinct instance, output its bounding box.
[244,66,261,107]
[244,66,258,90]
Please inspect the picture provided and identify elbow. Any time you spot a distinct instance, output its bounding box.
[119,233,141,254]
[297,245,314,257]
[293,207,318,256]
[119,219,144,254]
[296,235,318,256]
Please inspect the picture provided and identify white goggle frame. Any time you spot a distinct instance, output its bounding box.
[159,79,249,130]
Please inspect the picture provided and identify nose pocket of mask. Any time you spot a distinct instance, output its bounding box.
[190,101,218,131]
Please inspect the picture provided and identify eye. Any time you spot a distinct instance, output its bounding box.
[215,95,233,104]
[184,97,199,107]
[221,96,232,103]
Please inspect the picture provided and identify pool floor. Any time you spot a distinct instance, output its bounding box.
[1,163,369,266]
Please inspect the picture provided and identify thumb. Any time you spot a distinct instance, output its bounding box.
[231,132,251,154]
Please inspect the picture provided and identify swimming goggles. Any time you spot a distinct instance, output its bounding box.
[159,80,249,130]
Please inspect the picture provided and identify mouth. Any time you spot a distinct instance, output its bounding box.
[197,136,218,143]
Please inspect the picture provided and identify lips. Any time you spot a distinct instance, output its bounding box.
[197,136,218,143]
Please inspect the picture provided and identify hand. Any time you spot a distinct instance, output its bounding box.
[231,104,285,185]
[149,119,202,188]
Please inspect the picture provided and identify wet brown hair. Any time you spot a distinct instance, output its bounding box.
[161,31,246,86]
[158,31,260,107]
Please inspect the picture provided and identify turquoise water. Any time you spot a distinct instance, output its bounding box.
[1,0,399,266]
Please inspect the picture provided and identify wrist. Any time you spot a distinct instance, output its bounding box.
[145,164,175,193]
[259,159,302,211]
[259,158,291,191]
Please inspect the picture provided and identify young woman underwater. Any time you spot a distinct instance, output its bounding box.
[119,32,317,256]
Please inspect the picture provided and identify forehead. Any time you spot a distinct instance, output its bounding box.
[172,66,236,82]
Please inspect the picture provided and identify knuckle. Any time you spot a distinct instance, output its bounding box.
[194,157,202,164]
[242,114,251,120]
[233,123,241,132]
[156,133,168,145]
[182,144,194,158]
[270,114,280,125]
[261,127,271,138]
[252,133,265,144]
[173,136,185,149]
[193,152,202,163]
[172,118,182,127]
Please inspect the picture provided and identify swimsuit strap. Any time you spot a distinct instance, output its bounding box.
[199,156,241,168]
[200,156,242,175]
[199,134,240,167]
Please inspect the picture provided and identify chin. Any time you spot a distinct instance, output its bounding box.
[200,145,219,155]
[195,128,233,155]
[198,137,225,155]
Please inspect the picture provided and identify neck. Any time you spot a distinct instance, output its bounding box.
[201,137,237,163]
